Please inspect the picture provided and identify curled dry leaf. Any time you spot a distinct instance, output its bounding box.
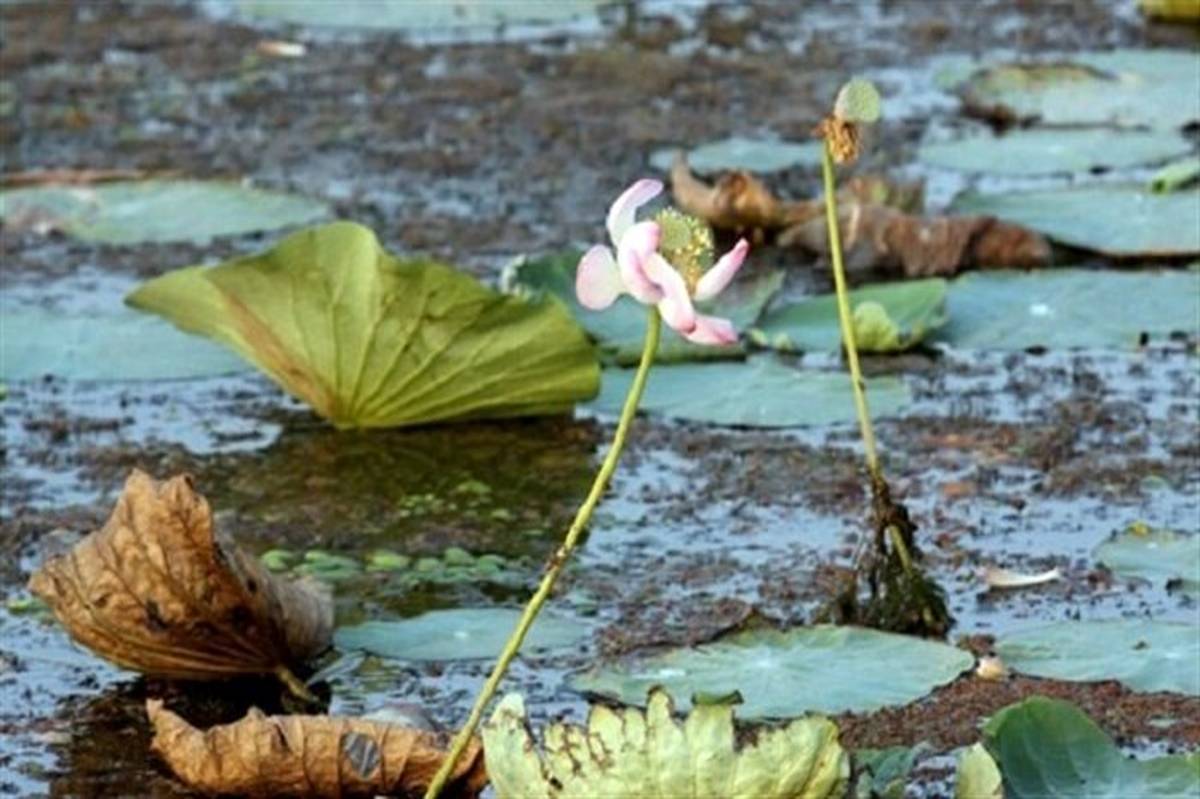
[29,470,332,683]
[148,700,487,799]
[669,157,1051,276]
[983,566,1063,589]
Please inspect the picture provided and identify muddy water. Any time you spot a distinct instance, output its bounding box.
[2,1,1199,796]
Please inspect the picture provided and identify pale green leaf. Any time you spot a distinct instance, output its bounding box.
[483,689,850,799]
[954,744,1003,799]
[920,129,1192,176]
[1094,527,1199,593]
[127,221,599,429]
[648,137,823,175]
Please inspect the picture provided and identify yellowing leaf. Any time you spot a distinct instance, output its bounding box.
[147,700,487,798]
[482,689,849,798]
[29,470,332,682]
[126,221,600,429]
[955,743,1004,799]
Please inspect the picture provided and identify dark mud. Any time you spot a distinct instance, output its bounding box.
[2,1,1199,796]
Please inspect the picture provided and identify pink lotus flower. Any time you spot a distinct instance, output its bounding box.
[575,179,750,345]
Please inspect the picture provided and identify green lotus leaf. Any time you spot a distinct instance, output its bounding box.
[333,607,585,661]
[127,222,599,429]
[590,358,911,428]
[951,185,1200,257]
[1095,526,1199,593]
[954,743,1002,799]
[0,180,328,244]
[938,269,1200,350]
[482,689,850,799]
[951,50,1200,130]
[648,136,823,175]
[237,0,603,31]
[920,128,1192,176]
[570,625,973,719]
[756,279,947,353]
[995,620,1200,695]
[508,251,784,364]
[983,697,1200,798]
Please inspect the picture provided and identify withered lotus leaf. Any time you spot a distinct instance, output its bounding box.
[29,470,332,681]
[147,700,487,798]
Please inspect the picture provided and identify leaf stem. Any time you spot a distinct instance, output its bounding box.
[821,141,880,478]
[423,308,662,799]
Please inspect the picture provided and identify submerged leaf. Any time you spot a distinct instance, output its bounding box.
[483,689,849,799]
[29,470,332,681]
[590,358,912,428]
[995,620,1200,695]
[756,279,947,353]
[983,696,1200,798]
[0,180,329,244]
[954,744,1003,799]
[952,185,1200,257]
[127,221,599,429]
[507,250,783,364]
[571,625,973,719]
[147,700,487,798]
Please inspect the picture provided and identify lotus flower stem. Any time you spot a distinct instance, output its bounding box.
[820,141,915,577]
[424,308,663,799]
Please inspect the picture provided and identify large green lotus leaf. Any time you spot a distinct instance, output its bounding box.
[919,128,1192,175]
[0,180,329,245]
[237,0,603,31]
[590,358,911,427]
[127,222,600,429]
[951,185,1200,256]
[648,136,824,175]
[570,625,974,719]
[333,608,584,661]
[954,744,1002,799]
[590,357,907,427]
[0,306,247,381]
[938,269,1200,350]
[483,689,850,799]
[1095,527,1199,593]
[953,49,1200,130]
[983,697,1200,798]
[995,620,1200,694]
[508,251,784,365]
[755,279,947,353]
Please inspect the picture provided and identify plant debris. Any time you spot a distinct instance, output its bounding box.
[29,470,333,692]
[147,700,487,798]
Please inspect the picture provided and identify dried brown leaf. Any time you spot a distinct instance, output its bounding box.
[670,153,784,231]
[29,470,332,682]
[147,700,487,798]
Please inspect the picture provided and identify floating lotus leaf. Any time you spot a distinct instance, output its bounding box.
[590,358,911,428]
[952,185,1200,257]
[333,608,585,661]
[983,697,1200,798]
[938,269,1200,350]
[127,222,599,429]
[920,129,1192,175]
[1095,526,1199,593]
[0,180,328,244]
[995,620,1200,695]
[482,689,850,799]
[237,0,603,31]
[507,251,783,364]
[952,49,1200,130]
[955,744,1003,799]
[570,625,974,719]
[649,136,824,175]
[0,306,246,381]
[755,279,947,353]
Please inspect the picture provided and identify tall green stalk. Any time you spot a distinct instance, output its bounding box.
[423,309,663,799]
